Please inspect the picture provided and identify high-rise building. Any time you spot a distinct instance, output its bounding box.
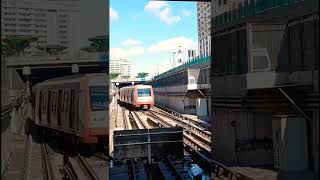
[1,0,108,58]
[197,1,211,58]
[110,59,136,80]
[1,0,81,57]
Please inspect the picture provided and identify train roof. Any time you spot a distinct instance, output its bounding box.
[33,73,108,88]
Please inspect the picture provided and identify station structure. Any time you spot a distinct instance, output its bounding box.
[150,56,211,121]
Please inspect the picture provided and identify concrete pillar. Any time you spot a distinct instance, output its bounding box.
[23,66,31,98]
[72,64,79,73]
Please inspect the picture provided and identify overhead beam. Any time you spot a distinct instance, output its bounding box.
[278,88,312,123]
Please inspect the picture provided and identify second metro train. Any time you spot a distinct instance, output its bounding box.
[118,84,154,110]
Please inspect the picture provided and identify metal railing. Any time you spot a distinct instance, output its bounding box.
[154,56,211,80]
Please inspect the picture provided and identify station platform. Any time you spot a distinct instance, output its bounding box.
[2,134,28,180]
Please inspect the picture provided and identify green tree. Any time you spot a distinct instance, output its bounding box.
[1,36,37,57]
[80,35,108,52]
[136,72,149,79]
[110,73,120,80]
[122,75,130,80]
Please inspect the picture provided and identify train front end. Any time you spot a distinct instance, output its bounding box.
[135,85,154,110]
[84,74,109,149]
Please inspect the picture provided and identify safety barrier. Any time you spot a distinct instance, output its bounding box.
[154,56,211,80]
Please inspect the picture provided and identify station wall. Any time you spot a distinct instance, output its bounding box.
[212,110,273,166]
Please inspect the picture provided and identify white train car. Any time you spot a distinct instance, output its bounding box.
[32,73,108,146]
[119,84,154,110]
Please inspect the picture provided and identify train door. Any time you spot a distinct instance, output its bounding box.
[50,89,58,128]
[35,90,41,123]
[61,89,71,132]
[128,89,132,104]
[131,89,134,105]
[57,89,62,127]
[78,89,84,135]
[41,90,47,124]
[46,89,51,125]
[69,89,79,132]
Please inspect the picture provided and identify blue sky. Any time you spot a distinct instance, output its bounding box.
[110,0,198,78]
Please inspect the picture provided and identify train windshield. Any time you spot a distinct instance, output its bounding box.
[138,88,151,97]
[90,86,108,110]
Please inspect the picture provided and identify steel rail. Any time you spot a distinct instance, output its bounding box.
[122,107,132,130]
[151,109,211,147]
[146,111,173,128]
[165,156,184,180]
[93,153,109,162]
[130,111,145,129]
[151,109,211,140]
[76,154,100,180]
[133,111,150,129]
[41,140,54,180]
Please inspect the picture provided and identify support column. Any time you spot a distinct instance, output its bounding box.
[72,64,79,74]
[23,66,31,99]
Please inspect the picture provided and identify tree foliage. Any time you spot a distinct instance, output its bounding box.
[110,73,120,80]
[136,72,149,79]
[1,36,37,57]
[81,35,108,52]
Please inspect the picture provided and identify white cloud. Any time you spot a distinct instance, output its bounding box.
[144,1,181,25]
[148,37,197,54]
[110,46,145,59]
[181,9,191,17]
[110,7,119,21]
[110,48,128,59]
[122,38,143,46]
[158,7,181,25]
[144,1,168,11]
[129,46,144,56]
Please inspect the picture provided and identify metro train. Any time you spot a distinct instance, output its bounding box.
[32,73,108,149]
[118,84,154,110]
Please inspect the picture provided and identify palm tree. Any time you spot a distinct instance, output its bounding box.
[80,35,108,52]
[136,72,149,79]
[1,36,37,57]
[110,73,121,80]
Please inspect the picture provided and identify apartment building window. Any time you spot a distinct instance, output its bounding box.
[59,20,68,23]
[4,18,15,22]
[5,24,16,27]
[5,29,16,33]
[20,29,31,33]
[4,12,16,15]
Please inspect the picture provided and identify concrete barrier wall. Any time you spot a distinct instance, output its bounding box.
[212,110,273,166]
